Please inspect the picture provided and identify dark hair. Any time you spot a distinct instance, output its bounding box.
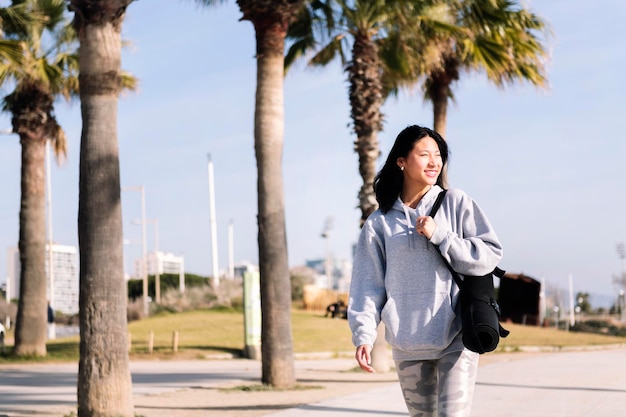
[374,125,449,213]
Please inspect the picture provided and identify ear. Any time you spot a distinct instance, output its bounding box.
[396,157,405,169]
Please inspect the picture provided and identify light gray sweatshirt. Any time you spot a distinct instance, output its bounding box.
[348,185,503,361]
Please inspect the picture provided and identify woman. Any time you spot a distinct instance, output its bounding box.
[348,125,503,417]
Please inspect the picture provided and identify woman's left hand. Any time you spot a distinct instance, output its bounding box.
[416,216,436,240]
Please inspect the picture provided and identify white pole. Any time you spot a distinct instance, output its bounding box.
[45,142,54,310]
[147,219,160,303]
[140,187,148,315]
[122,186,149,314]
[207,154,219,287]
[568,274,575,328]
[179,258,185,292]
[228,220,234,279]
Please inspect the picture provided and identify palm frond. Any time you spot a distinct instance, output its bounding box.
[310,34,345,66]
[0,40,24,65]
[120,71,138,93]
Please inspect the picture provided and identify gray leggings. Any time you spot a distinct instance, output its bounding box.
[395,349,479,417]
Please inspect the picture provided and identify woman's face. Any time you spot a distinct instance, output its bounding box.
[397,136,442,188]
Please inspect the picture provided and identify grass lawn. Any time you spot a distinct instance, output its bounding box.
[1,308,624,363]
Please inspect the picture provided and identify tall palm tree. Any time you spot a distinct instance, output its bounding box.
[0,0,78,357]
[68,0,135,415]
[387,0,551,138]
[195,0,304,388]
[236,0,306,388]
[286,0,448,226]
[286,0,388,226]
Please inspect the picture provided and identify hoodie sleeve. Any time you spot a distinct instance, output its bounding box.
[429,189,503,276]
[348,215,387,348]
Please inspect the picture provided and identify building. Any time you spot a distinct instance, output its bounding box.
[6,244,79,315]
[133,251,185,291]
[305,257,352,292]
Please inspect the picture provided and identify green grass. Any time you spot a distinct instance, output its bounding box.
[1,309,624,364]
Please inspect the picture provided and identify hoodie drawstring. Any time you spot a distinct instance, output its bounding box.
[401,204,414,250]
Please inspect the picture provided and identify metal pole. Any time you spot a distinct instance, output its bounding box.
[228,220,234,279]
[154,219,160,303]
[207,154,219,286]
[123,186,149,316]
[140,186,148,316]
[144,219,160,303]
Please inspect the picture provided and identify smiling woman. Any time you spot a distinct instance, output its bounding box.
[349,124,503,417]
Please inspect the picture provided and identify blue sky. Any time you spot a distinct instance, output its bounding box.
[1,0,625,307]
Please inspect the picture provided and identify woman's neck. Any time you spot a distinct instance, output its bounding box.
[401,185,432,209]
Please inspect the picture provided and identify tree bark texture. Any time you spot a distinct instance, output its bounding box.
[254,20,296,389]
[14,137,48,356]
[74,12,133,417]
[348,33,383,227]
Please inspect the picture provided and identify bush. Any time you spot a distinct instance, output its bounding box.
[571,319,626,337]
[127,278,244,320]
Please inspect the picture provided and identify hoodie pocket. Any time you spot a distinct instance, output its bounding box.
[381,291,457,351]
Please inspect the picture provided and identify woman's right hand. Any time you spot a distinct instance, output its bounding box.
[355,344,376,373]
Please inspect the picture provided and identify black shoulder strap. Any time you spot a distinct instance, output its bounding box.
[427,190,464,288]
[428,189,506,289]
[429,189,448,218]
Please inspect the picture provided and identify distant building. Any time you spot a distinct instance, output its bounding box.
[133,251,185,278]
[305,258,351,291]
[6,244,79,315]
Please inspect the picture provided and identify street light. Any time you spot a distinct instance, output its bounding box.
[144,218,160,304]
[321,217,334,290]
[123,185,148,316]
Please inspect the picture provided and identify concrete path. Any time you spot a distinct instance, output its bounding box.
[1,347,625,417]
[264,347,626,417]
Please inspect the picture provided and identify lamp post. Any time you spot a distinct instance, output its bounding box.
[321,217,334,290]
[147,219,160,303]
[123,186,148,316]
[207,154,219,287]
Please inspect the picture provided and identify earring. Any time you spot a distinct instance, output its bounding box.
[400,166,405,171]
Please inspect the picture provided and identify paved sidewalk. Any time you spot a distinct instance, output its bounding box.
[1,346,625,417]
[264,346,626,417]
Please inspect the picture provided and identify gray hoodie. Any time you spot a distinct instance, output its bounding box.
[348,185,503,361]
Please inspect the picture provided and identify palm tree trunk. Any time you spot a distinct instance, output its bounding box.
[348,34,383,227]
[14,136,47,356]
[254,20,296,389]
[71,2,134,415]
[431,80,449,138]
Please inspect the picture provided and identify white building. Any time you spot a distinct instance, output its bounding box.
[132,251,185,291]
[6,244,79,315]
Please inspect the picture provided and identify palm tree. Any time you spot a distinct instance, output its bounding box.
[68,0,135,415]
[388,0,551,138]
[195,0,305,388]
[287,0,390,226]
[0,0,78,357]
[236,0,307,389]
[286,0,450,225]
